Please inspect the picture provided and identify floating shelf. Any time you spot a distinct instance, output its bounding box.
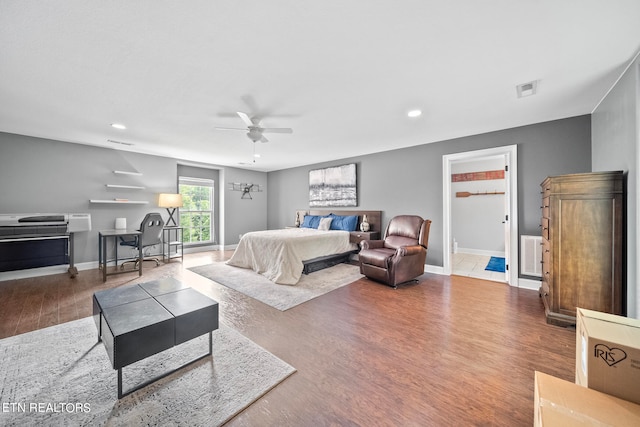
[105,184,146,190]
[90,199,149,204]
[113,170,142,176]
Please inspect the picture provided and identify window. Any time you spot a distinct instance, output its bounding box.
[179,177,214,245]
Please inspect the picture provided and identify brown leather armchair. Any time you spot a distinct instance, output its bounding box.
[358,215,431,288]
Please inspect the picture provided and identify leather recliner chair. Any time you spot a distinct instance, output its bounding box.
[358,215,431,288]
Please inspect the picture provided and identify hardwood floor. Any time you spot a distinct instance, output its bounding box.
[0,251,576,426]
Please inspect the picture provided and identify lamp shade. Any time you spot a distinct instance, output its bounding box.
[158,193,183,208]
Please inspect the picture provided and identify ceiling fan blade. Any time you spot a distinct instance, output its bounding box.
[241,95,261,114]
[214,127,247,131]
[259,135,269,143]
[236,111,254,127]
[261,127,293,134]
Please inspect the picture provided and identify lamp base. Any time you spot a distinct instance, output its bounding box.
[165,208,178,227]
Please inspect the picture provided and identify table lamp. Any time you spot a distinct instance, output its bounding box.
[158,193,183,227]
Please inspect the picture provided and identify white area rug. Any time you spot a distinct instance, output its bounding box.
[189,262,363,311]
[0,317,295,426]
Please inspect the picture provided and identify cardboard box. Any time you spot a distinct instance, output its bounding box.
[576,308,640,405]
[535,371,640,426]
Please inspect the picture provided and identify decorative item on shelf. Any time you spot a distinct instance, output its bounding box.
[158,193,183,227]
[229,183,262,199]
[360,214,370,232]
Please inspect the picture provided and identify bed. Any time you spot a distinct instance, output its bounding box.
[226,210,382,285]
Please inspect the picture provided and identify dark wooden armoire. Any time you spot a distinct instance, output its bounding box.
[539,171,624,326]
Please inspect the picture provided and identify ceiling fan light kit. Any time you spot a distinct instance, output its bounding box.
[215,111,293,144]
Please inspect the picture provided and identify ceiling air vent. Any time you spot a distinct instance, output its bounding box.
[108,139,134,146]
[516,80,538,98]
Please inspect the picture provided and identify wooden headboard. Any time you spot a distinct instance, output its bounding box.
[295,209,383,233]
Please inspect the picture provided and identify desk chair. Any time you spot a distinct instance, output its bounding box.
[120,213,165,269]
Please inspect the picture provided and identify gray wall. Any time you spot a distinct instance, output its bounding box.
[0,115,594,279]
[222,167,268,244]
[267,115,592,270]
[592,56,639,318]
[0,132,268,264]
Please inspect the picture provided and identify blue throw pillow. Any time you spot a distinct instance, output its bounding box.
[328,214,358,231]
[301,215,323,229]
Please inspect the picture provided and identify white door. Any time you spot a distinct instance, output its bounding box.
[442,145,518,286]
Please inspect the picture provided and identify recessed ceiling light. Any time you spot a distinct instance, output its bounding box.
[516,80,538,98]
[407,110,422,118]
[111,123,127,130]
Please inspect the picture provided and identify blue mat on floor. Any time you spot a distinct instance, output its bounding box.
[485,256,506,273]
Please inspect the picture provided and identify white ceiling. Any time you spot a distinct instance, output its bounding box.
[1,1,639,172]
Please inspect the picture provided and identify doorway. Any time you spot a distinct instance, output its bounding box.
[442,145,518,286]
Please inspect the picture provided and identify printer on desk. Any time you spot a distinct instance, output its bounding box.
[0,213,92,276]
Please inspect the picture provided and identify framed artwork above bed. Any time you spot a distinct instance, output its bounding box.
[309,163,357,207]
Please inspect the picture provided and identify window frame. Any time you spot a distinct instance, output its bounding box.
[178,176,215,246]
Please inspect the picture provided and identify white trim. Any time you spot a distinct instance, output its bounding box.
[0,261,98,282]
[182,245,222,254]
[424,264,446,275]
[518,277,541,291]
[179,176,215,185]
[0,246,225,282]
[443,145,519,286]
[456,248,505,258]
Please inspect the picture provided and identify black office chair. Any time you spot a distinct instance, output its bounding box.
[120,213,165,268]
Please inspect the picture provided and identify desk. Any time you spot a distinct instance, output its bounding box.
[98,229,142,282]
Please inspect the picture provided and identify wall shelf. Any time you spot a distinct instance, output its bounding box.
[90,199,149,204]
[113,170,142,176]
[105,184,146,190]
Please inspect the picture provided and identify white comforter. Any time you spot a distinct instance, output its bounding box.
[226,228,356,285]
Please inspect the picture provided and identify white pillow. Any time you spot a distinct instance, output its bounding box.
[318,217,333,231]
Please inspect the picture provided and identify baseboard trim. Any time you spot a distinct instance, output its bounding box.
[0,261,98,282]
[518,277,541,291]
[0,245,223,282]
[456,248,505,257]
[425,264,446,275]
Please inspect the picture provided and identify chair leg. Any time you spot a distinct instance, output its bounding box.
[121,256,161,269]
[121,259,138,270]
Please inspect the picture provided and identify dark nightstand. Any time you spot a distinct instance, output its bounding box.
[349,231,379,245]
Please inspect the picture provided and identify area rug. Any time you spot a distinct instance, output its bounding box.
[485,256,506,273]
[189,262,363,311]
[0,317,295,426]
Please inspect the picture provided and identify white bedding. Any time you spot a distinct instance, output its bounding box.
[226,228,357,285]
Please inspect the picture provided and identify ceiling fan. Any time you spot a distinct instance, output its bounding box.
[215,111,293,143]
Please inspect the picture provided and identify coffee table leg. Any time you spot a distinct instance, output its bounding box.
[116,332,214,399]
[98,313,102,343]
[118,368,123,399]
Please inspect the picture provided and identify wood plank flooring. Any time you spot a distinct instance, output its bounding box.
[0,251,576,426]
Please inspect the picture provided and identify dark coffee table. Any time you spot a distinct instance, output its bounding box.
[93,277,219,398]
